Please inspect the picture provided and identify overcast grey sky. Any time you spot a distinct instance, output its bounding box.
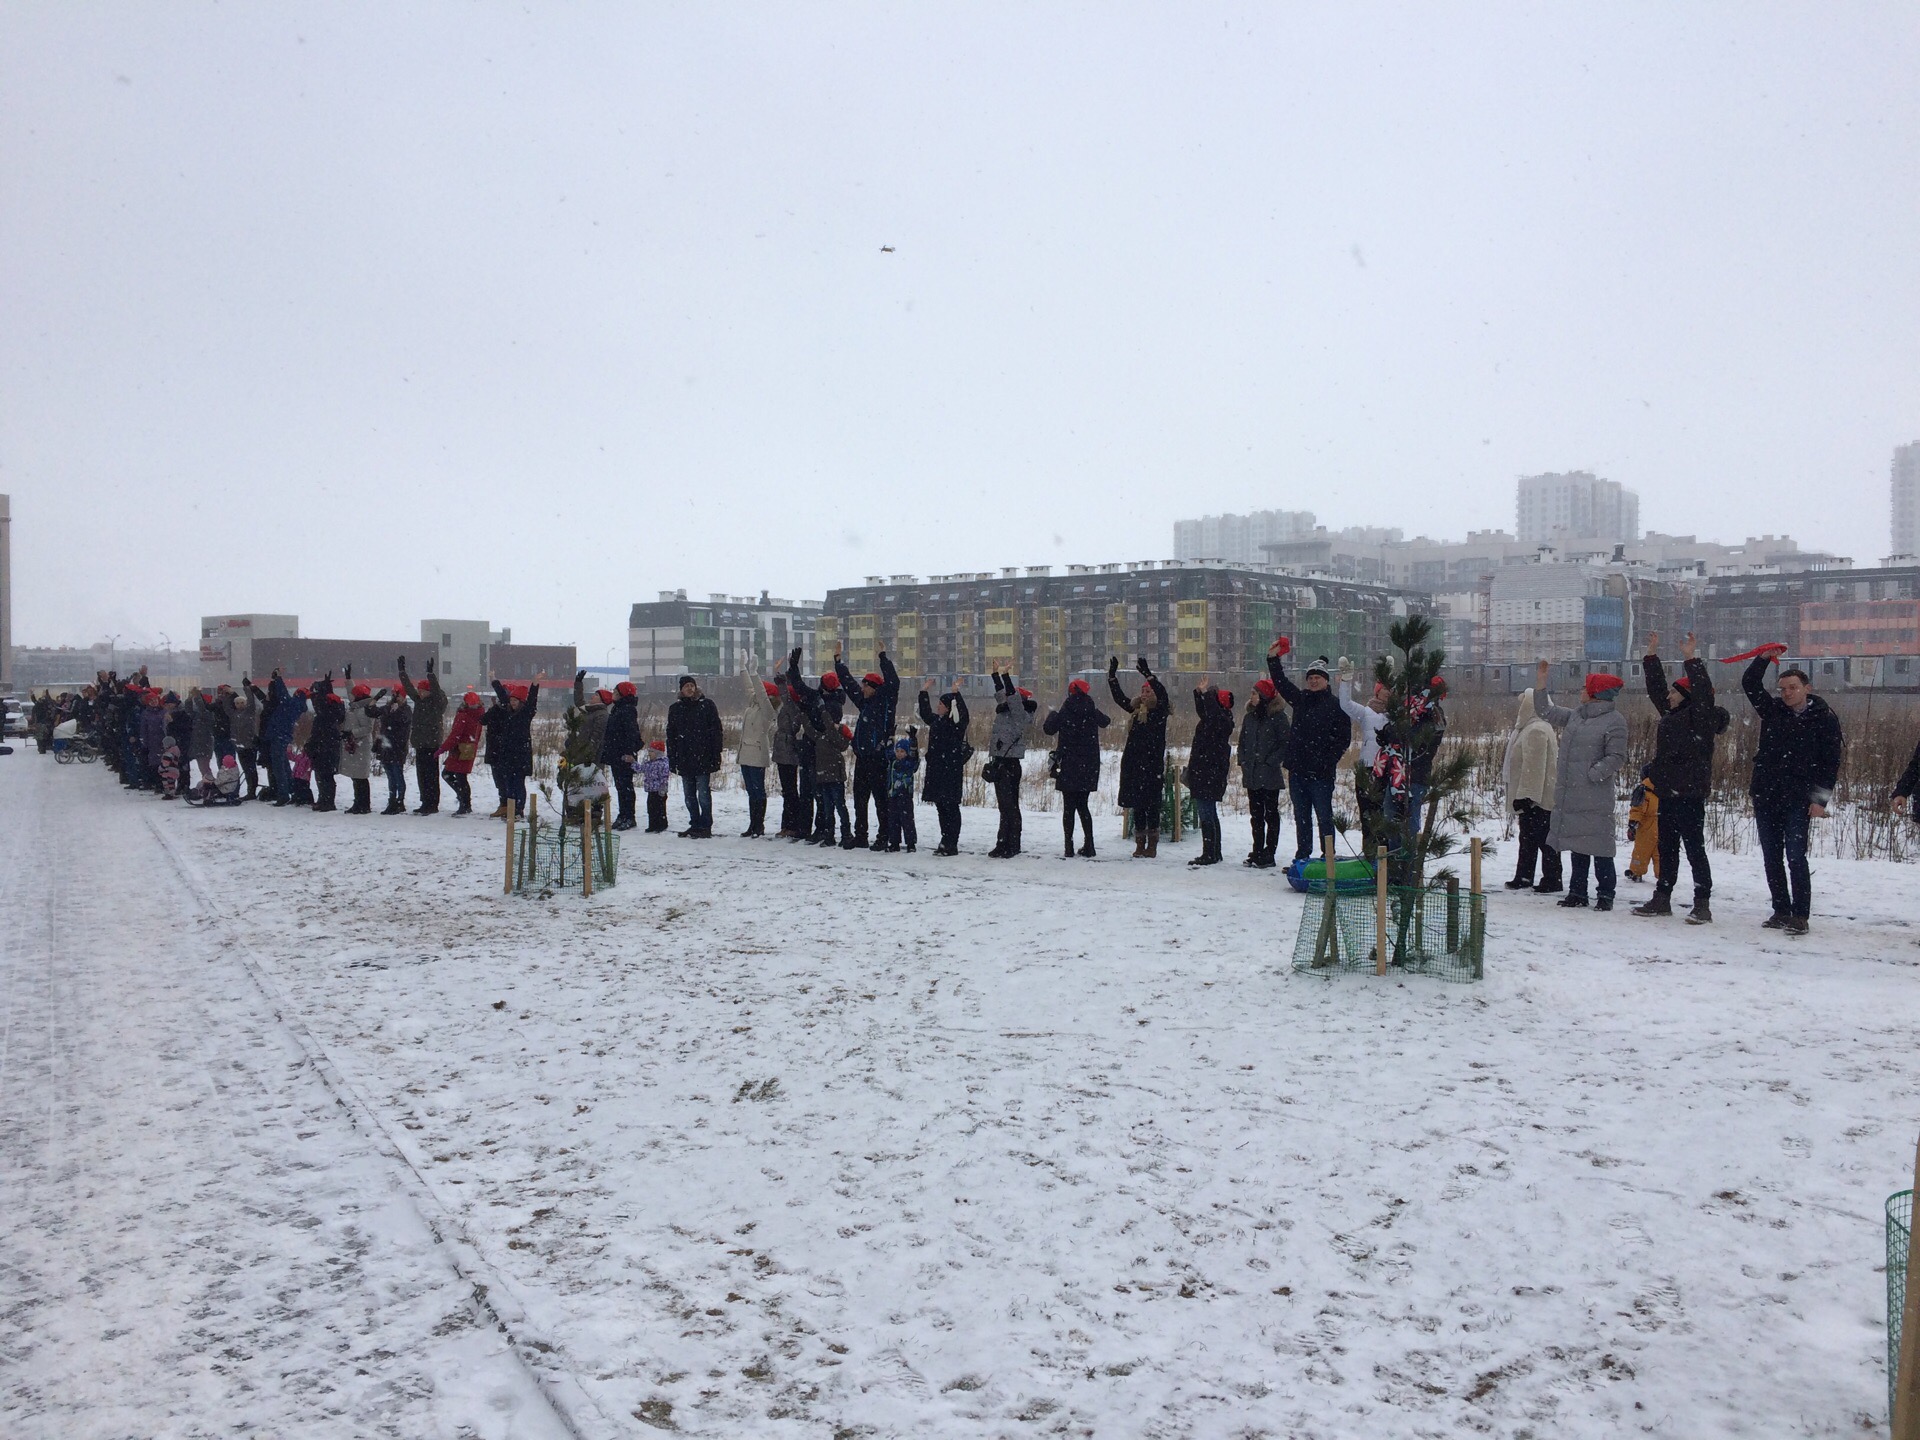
[3,3,1915,665]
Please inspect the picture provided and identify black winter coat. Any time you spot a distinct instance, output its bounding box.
[599,695,641,765]
[1237,700,1289,791]
[1109,672,1169,810]
[666,693,723,776]
[1742,655,1844,808]
[305,684,344,768]
[1644,655,1728,801]
[1270,656,1351,779]
[1186,689,1236,802]
[1895,739,1920,804]
[916,690,971,805]
[1043,690,1110,792]
[489,681,540,774]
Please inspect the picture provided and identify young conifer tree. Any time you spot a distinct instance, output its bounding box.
[1370,614,1475,882]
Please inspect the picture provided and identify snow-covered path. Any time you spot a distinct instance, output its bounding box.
[0,759,571,1439]
[5,754,1918,1436]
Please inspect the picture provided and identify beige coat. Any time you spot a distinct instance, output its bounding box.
[1502,689,1558,811]
[339,697,375,780]
[737,671,776,769]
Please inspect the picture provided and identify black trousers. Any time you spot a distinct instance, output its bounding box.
[1655,793,1712,897]
[414,745,441,810]
[235,743,260,796]
[1513,801,1562,885]
[776,763,799,833]
[852,753,887,838]
[314,763,337,809]
[1248,788,1281,857]
[611,757,637,824]
[1061,789,1094,846]
[444,770,472,809]
[646,791,669,831]
[994,767,1023,852]
[934,799,961,848]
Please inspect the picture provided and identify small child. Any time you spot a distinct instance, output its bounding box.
[640,740,672,833]
[158,736,183,799]
[883,730,920,853]
[1625,763,1661,884]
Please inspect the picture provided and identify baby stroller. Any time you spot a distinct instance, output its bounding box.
[51,718,98,763]
[187,754,246,807]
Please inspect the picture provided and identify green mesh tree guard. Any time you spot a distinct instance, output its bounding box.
[513,819,619,893]
[1890,1189,1911,1427]
[1290,882,1485,983]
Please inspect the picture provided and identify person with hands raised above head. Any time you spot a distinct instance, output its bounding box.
[1043,674,1110,859]
[1739,641,1843,935]
[833,639,901,850]
[1185,677,1235,867]
[1631,632,1729,925]
[305,669,345,812]
[986,665,1038,858]
[398,654,447,814]
[1267,637,1351,863]
[1532,658,1629,911]
[771,661,810,839]
[1237,672,1289,868]
[1334,656,1390,852]
[1109,655,1169,858]
[917,677,971,855]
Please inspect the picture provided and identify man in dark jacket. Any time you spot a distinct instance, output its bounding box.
[599,681,643,830]
[1238,678,1290,868]
[1632,633,1729,924]
[398,654,447,814]
[665,675,722,837]
[1268,640,1352,862]
[1742,647,1844,934]
[834,643,900,849]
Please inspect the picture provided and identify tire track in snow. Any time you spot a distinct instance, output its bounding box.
[140,813,622,1440]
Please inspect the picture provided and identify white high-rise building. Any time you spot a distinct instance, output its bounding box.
[1515,471,1640,546]
[1892,442,1920,559]
[1172,509,1317,565]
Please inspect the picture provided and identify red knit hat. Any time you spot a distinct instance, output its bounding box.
[862,672,883,688]
[462,690,482,708]
[417,679,434,694]
[1068,678,1090,695]
[839,723,853,740]
[763,681,780,698]
[596,688,616,704]
[820,672,841,690]
[1017,687,1032,699]
[1217,688,1232,708]
[351,683,372,699]
[1254,678,1277,700]
[504,682,530,701]
[1584,673,1625,700]
[1672,674,1691,692]
[616,681,637,697]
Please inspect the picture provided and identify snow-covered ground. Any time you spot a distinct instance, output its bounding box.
[4,754,1917,1437]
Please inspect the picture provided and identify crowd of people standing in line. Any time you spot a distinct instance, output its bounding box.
[1499,634,1845,935]
[17,631,1873,931]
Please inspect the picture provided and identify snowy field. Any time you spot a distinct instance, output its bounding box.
[3,755,1918,1438]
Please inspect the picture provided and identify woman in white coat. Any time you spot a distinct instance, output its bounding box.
[737,670,778,838]
[1501,688,1562,892]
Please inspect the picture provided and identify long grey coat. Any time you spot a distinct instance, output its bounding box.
[1535,688,1628,857]
[339,697,375,781]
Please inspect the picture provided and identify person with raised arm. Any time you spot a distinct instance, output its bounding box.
[1631,632,1728,924]
[1739,643,1843,935]
[1267,639,1351,864]
[986,666,1037,858]
[1108,655,1168,858]
[834,640,901,850]
[917,677,971,855]
[1043,676,1110,859]
[1532,659,1629,911]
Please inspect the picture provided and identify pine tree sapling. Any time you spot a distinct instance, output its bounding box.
[1368,615,1464,883]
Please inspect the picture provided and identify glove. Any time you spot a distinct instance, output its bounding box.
[344,663,352,680]
[1136,657,1151,676]
[1274,636,1293,658]
[575,669,586,683]
[397,654,406,672]
[1108,656,1119,676]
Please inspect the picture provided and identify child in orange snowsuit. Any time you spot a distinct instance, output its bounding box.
[1625,763,1662,884]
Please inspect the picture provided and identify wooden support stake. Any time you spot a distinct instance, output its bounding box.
[1469,836,1486,980]
[1470,836,1483,896]
[581,793,594,897]
[1375,844,1389,975]
[1315,829,1340,966]
[1172,771,1182,843]
[503,798,517,894]
[1896,1135,1920,1440]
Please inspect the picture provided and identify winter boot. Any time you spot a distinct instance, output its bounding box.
[381,799,405,816]
[1503,877,1534,891]
[1685,894,1713,926]
[1144,829,1159,859]
[1631,888,1673,918]
[489,803,509,819]
[1064,834,1077,859]
[1556,893,1589,908]
[1594,896,1614,912]
[1133,830,1148,858]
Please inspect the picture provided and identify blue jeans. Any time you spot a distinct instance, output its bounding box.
[1384,784,1430,848]
[814,782,844,841]
[1753,796,1811,919]
[680,771,713,831]
[1196,795,1219,830]
[1568,852,1616,900]
[383,760,407,806]
[1290,773,1336,859]
[741,765,766,804]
